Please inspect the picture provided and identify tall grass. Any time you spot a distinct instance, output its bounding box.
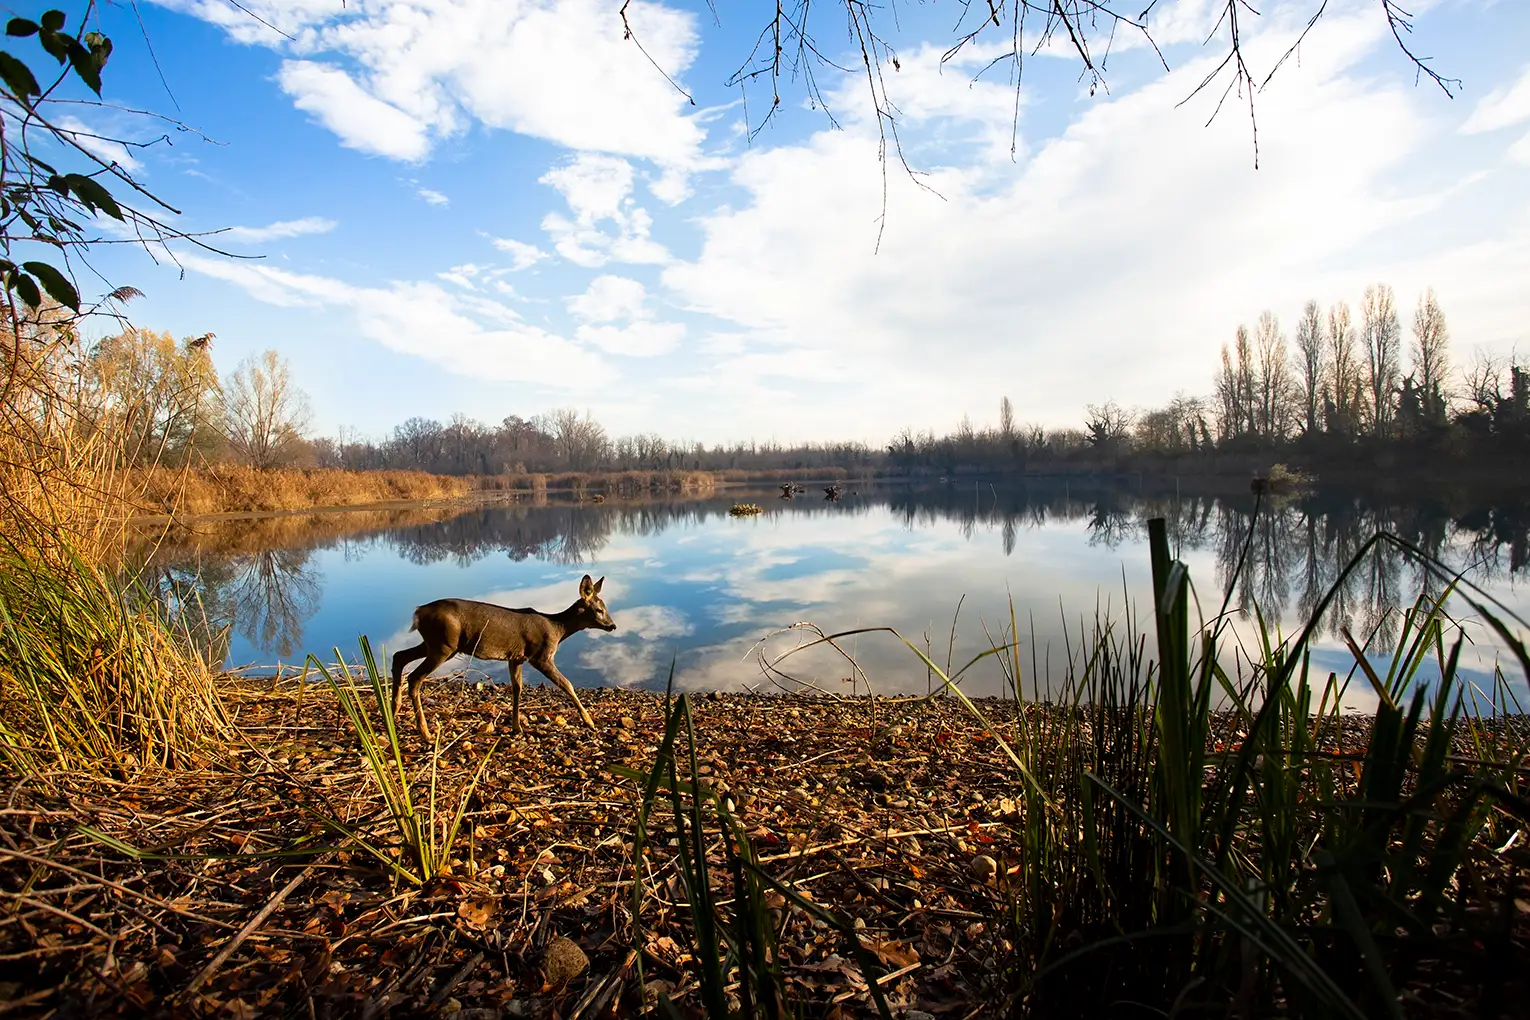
[1006,518,1528,1014]
[0,312,226,776]
[0,543,228,774]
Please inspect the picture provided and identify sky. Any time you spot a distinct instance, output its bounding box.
[40,0,1530,445]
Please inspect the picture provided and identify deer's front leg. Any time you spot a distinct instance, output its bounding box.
[532,656,596,730]
[509,660,525,734]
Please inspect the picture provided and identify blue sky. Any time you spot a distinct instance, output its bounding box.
[39,0,1530,444]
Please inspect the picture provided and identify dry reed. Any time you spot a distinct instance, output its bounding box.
[0,313,227,776]
[128,465,472,517]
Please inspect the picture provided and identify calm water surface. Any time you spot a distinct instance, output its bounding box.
[148,483,1530,711]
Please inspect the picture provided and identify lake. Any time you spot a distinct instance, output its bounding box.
[142,481,1530,712]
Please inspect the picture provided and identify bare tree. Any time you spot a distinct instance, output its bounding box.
[1253,311,1294,440]
[1326,301,1366,435]
[1411,288,1451,424]
[1215,339,1243,441]
[999,396,1015,440]
[1235,325,1258,438]
[223,350,313,469]
[1084,401,1133,451]
[1361,284,1401,438]
[541,408,610,471]
[1462,349,1504,412]
[1293,300,1326,436]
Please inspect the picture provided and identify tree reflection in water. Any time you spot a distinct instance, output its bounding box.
[137,484,1530,666]
[227,548,322,658]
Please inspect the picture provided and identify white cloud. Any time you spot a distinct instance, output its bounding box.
[539,153,671,266]
[490,237,549,270]
[437,262,484,289]
[418,187,450,206]
[575,320,685,357]
[567,274,647,322]
[1511,130,1530,167]
[170,0,706,171]
[277,60,432,160]
[543,154,635,222]
[1462,64,1530,134]
[218,217,338,243]
[616,604,693,640]
[182,255,614,388]
[565,274,685,355]
[649,165,693,205]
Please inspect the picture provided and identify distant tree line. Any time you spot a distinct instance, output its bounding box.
[105,281,1525,483]
[890,284,1529,475]
[311,410,879,477]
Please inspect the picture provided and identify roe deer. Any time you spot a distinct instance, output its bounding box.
[391,574,616,740]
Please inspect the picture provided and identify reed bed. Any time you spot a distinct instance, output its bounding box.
[1,315,228,778]
[129,465,473,517]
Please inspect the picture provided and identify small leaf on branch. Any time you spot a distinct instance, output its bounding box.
[38,27,71,64]
[6,18,39,37]
[67,40,103,94]
[8,271,42,309]
[63,173,123,220]
[0,52,41,101]
[22,260,80,311]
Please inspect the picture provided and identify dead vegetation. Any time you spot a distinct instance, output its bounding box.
[0,682,1030,1019]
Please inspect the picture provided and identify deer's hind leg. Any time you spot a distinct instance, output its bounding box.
[405,649,453,741]
[391,644,428,718]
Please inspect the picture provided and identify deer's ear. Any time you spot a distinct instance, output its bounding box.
[593,576,604,594]
[579,574,593,596]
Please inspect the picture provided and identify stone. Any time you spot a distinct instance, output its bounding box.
[542,935,589,987]
[970,854,999,883]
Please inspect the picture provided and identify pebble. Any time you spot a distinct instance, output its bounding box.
[542,935,589,987]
